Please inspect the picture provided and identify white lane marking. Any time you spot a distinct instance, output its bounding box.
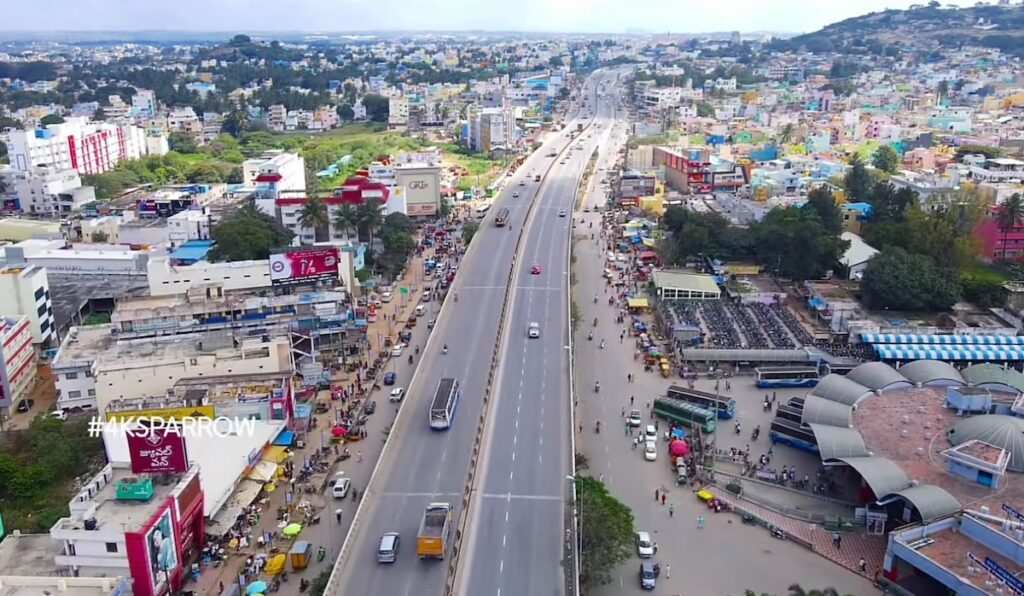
[512,451,516,462]
[380,491,463,498]
[481,493,563,501]
[500,560,504,574]
[505,511,509,522]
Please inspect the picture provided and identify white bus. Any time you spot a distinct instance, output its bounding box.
[474,204,490,217]
[429,378,461,430]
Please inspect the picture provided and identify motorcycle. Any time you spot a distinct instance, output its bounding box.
[594,381,601,393]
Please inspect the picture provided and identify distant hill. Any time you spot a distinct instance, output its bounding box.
[773,3,1024,56]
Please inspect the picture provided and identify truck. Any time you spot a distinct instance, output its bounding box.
[416,502,452,559]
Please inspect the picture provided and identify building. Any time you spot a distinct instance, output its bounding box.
[244,151,307,208]
[7,117,154,176]
[618,170,657,204]
[839,232,879,280]
[968,157,1024,185]
[652,270,721,300]
[12,166,96,215]
[388,96,409,128]
[167,209,212,247]
[267,105,287,132]
[0,315,36,410]
[132,89,157,119]
[147,256,272,296]
[50,463,204,596]
[395,162,442,217]
[0,264,53,345]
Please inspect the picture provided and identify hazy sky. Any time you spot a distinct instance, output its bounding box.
[4,0,979,34]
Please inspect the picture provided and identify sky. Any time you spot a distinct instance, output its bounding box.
[3,0,980,34]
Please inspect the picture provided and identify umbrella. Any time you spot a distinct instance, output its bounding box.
[331,426,347,437]
[282,523,303,538]
[246,581,268,595]
[669,439,689,457]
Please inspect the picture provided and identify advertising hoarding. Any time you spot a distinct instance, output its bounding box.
[127,427,190,475]
[145,508,178,592]
[269,247,340,285]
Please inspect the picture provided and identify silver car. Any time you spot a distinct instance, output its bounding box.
[528,322,541,338]
[377,532,400,563]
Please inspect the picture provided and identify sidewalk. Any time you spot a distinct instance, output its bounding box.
[190,248,441,596]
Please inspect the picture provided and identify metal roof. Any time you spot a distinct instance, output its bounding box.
[847,361,911,391]
[962,363,1024,393]
[860,334,1024,346]
[651,270,721,296]
[800,395,853,427]
[896,360,965,386]
[874,345,1024,362]
[678,348,813,363]
[809,374,873,407]
[836,456,912,498]
[808,423,869,461]
[948,415,1024,473]
[882,485,961,524]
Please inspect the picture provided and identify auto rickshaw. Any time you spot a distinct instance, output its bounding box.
[265,553,288,576]
[659,358,671,378]
[289,541,312,571]
[696,489,715,504]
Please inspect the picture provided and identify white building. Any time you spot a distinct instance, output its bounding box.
[12,166,96,215]
[839,232,879,280]
[244,151,307,212]
[388,96,409,128]
[0,315,36,410]
[352,98,367,121]
[131,89,157,118]
[0,264,53,344]
[7,117,155,176]
[167,209,212,247]
[395,162,442,217]
[148,256,272,296]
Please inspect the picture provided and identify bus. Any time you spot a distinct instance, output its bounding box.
[774,404,804,424]
[429,378,461,430]
[474,204,490,217]
[769,419,819,454]
[653,397,716,434]
[665,386,736,419]
[494,207,510,227]
[825,363,857,376]
[755,366,821,389]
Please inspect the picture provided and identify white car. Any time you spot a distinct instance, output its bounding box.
[643,441,657,462]
[627,409,642,427]
[528,322,541,338]
[644,424,657,443]
[558,209,567,217]
[49,409,68,421]
[332,476,352,499]
[391,344,405,357]
[389,387,406,402]
[512,192,520,198]
[636,531,655,558]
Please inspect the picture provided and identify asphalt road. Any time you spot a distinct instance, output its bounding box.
[323,71,612,596]
[454,71,626,596]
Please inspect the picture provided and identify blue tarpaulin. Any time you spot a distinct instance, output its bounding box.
[862,334,1024,346]
[273,430,296,446]
[874,344,1024,362]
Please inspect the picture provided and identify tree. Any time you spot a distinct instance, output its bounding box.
[208,204,294,262]
[362,94,390,123]
[868,181,916,223]
[802,187,842,234]
[168,132,198,154]
[659,207,736,264]
[93,106,107,121]
[462,221,480,245]
[39,114,64,126]
[779,123,794,145]
[222,110,249,138]
[872,145,899,174]
[186,163,224,183]
[787,585,851,596]
[577,476,634,587]
[356,198,384,248]
[843,155,872,202]
[90,230,109,243]
[331,204,358,241]
[0,140,7,165]
[376,213,417,279]
[753,207,848,281]
[956,144,1001,161]
[230,34,252,45]
[337,103,355,121]
[996,193,1024,261]
[861,247,961,311]
[298,197,330,244]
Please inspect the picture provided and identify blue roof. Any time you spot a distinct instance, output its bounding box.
[874,344,1024,362]
[272,430,296,446]
[862,334,1024,346]
[169,239,214,264]
[843,202,873,215]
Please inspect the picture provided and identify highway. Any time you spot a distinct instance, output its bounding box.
[323,70,613,596]
[455,70,625,596]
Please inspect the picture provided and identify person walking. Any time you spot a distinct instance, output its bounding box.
[668,503,674,517]
[655,489,659,502]
[335,508,343,524]
[858,558,867,573]
[661,493,666,505]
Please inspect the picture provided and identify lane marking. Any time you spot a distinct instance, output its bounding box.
[481,493,563,501]
[379,491,463,498]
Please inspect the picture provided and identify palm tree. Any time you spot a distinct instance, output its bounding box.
[996,193,1024,261]
[332,204,358,242]
[779,123,794,145]
[356,197,384,248]
[298,197,329,244]
[787,585,845,596]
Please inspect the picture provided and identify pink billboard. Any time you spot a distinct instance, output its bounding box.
[269,247,340,285]
[127,428,189,475]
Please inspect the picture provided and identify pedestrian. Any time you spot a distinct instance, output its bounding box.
[661,493,666,505]
[621,407,625,417]
[336,508,343,524]
[219,581,225,594]
[669,503,674,517]
[625,422,630,436]
[655,489,659,501]
[357,450,363,463]
[697,515,705,529]
[579,424,583,433]
[352,488,358,501]
[630,395,634,405]
[858,558,867,573]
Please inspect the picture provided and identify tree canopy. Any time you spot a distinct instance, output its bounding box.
[754,207,848,280]
[39,114,65,126]
[577,476,634,587]
[801,187,842,234]
[862,247,961,311]
[872,145,899,174]
[208,204,294,262]
[362,94,390,123]
[843,155,873,202]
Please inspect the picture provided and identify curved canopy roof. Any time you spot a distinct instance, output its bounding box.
[847,362,911,391]
[836,456,912,498]
[810,374,873,407]
[882,485,961,524]
[948,415,1024,473]
[808,423,869,461]
[801,395,853,428]
[875,345,1024,362]
[897,360,965,386]
[861,333,1024,346]
[962,363,1024,393]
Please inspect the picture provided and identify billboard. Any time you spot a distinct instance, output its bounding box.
[107,405,214,422]
[145,508,178,592]
[127,427,190,475]
[269,247,340,285]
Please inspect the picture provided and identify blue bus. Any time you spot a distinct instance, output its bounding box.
[665,386,736,420]
[769,419,819,454]
[755,366,821,389]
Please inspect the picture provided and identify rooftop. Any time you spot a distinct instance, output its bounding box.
[0,533,62,577]
[914,518,1021,594]
[60,464,178,534]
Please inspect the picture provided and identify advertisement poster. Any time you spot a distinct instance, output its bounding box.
[126,427,189,475]
[146,509,177,590]
[269,248,339,285]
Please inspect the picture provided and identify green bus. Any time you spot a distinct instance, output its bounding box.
[653,396,716,434]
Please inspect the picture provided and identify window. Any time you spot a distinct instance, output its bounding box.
[85,370,92,378]
[34,287,45,300]
[68,390,81,398]
[105,542,118,553]
[64,372,78,380]
[37,303,47,316]
[87,389,95,397]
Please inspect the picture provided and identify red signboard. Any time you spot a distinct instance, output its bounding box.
[269,247,340,285]
[127,427,189,474]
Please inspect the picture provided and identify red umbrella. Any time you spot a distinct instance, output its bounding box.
[331,426,347,437]
[669,439,689,457]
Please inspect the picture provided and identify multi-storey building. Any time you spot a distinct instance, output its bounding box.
[388,96,409,128]
[0,264,53,345]
[7,117,153,176]
[12,165,96,215]
[0,315,36,410]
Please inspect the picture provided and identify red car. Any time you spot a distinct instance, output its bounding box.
[531,265,543,275]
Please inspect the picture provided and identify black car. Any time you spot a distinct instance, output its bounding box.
[365,400,377,415]
[16,399,34,413]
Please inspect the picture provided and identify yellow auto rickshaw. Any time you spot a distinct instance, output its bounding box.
[659,358,671,378]
[289,541,312,571]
